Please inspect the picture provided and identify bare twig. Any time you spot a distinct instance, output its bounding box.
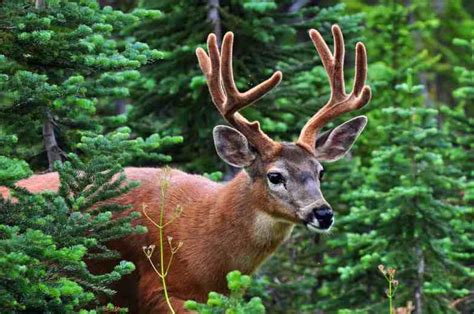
[142,168,183,314]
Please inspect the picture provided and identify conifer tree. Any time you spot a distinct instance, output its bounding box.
[316,72,470,313]
[304,2,471,313]
[444,37,474,204]
[439,36,474,312]
[0,0,163,170]
[0,0,182,311]
[0,147,142,311]
[0,132,181,312]
[256,1,470,312]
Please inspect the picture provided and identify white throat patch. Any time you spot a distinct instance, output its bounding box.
[253,211,294,245]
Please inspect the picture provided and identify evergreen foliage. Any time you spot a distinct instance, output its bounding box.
[439,36,474,312]
[0,0,471,312]
[254,1,473,313]
[318,77,470,313]
[0,0,181,311]
[0,151,141,312]
[444,37,474,203]
[185,270,265,314]
[0,130,180,311]
[0,0,164,169]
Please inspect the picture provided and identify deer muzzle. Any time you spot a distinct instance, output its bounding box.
[301,203,334,233]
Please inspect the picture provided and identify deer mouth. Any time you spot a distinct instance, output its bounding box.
[305,217,334,233]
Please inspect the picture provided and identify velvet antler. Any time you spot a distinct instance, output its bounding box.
[196,32,282,158]
[297,25,371,152]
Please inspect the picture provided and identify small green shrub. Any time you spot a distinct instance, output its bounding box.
[185,271,265,314]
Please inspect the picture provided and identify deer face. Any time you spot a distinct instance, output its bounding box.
[198,26,371,233]
[213,115,367,233]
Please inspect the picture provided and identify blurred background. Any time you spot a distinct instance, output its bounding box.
[0,0,472,313]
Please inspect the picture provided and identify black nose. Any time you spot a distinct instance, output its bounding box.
[313,206,334,229]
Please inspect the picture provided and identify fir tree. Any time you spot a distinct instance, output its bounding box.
[256,2,471,312]
[0,150,141,312]
[316,71,470,313]
[439,36,474,312]
[0,131,181,312]
[0,0,163,170]
[185,271,265,314]
[0,1,182,311]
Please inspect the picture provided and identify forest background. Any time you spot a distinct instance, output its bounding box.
[0,0,472,313]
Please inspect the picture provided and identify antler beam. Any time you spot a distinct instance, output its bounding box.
[196,32,282,158]
[297,25,371,152]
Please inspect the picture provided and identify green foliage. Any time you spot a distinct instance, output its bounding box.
[203,171,224,182]
[316,77,471,313]
[0,226,94,312]
[185,271,265,314]
[0,1,179,312]
[305,5,472,308]
[0,151,141,312]
[444,37,474,202]
[0,0,472,312]
[77,127,182,166]
[438,36,474,312]
[255,1,473,313]
[0,156,31,186]
[0,0,164,168]
[0,124,180,312]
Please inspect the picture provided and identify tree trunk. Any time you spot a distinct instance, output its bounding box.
[433,0,445,14]
[35,0,45,9]
[208,0,222,46]
[288,0,311,13]
[404,0,434,109]
[43,112,62,171]
[115,99,127,115]
[36,0,62,171]
[414,244,425,314]
[207,0,239,181]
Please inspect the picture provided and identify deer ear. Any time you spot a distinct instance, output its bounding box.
[213,125,257,168]
[315,116,367,162]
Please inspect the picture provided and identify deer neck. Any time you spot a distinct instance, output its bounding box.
[212,171,294,273]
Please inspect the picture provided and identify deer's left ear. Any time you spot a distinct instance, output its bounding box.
[315,116,367,162]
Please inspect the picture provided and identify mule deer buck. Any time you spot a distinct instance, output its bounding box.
[4,25,371,312]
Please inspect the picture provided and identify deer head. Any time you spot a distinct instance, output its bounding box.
[196,25,371,233]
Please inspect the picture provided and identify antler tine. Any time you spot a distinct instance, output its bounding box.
[297,25,371,151]
[196,34,225,110]
[196,32,283,158]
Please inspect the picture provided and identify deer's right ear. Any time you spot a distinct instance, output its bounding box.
[213,126,257,168]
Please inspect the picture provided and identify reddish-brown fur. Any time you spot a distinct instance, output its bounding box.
[1,25,371,313]
[1,167,295,313]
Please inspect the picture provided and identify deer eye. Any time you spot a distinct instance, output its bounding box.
[267,172,285,185]
[319,169,325,181]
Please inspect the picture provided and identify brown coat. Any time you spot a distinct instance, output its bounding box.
[1,167,293,313]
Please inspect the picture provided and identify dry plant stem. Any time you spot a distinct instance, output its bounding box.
[159,181,173,314]
[379,265,399,314]
[388,278,394,314]
[142,169,183,314]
